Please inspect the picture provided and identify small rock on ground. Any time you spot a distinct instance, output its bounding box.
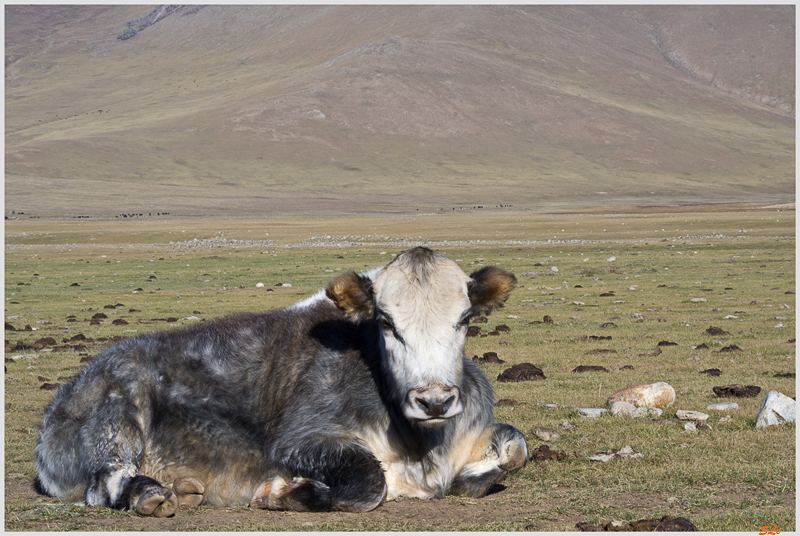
[610,401,636,416]
[576,408,607,418]
[676,410,709,421]
[755,390,796,428]
[531,426,560,442]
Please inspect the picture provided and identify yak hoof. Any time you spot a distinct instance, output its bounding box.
[250,477,282,509]
[497,435,528,473]
[134,486,178,517]
[172,477,205,508]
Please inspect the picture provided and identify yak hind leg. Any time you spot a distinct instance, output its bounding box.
[78,395,179,517]
[251,440,387,512]
[450,423,529,498]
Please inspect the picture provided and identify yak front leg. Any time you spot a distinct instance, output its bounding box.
[450,423,529,497]
[251,439,387,512]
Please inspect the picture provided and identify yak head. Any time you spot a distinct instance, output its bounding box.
[326,247,516,428]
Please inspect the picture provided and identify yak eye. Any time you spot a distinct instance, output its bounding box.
[379,316,405,345]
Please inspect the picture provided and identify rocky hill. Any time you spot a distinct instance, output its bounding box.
[5,5,795,216]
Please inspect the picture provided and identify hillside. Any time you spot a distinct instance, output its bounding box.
[5,5,795,217]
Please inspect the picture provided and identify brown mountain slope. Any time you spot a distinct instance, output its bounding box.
[5,5,794,216]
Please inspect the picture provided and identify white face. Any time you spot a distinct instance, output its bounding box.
[372,251,473,427]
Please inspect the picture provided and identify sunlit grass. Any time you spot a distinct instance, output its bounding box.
[4,209,795,531]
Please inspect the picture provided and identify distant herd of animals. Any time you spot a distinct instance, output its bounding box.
[5,212,170,220]
[6,207,514,220]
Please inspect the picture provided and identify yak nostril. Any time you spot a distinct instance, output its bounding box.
[416,395,456,418]
[417,397,431,413]
[441,395,455,413]
[405,387,463,422]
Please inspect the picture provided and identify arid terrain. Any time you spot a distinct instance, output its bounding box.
[4,208,795,531]
[3,6,795,532]
[5,5,795,217]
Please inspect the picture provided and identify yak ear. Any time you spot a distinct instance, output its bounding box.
[326,271,376,321]
[468,266,517,315]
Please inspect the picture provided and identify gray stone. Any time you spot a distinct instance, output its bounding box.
[676,410,709,421]
[755,390,796,428]
[576,408,607,418]
[589,445,644,462]
[537,402,569,410]
[6,354,38,362]
[610,401,636,416]
[706,402,739,411]
[616,446,644,459]
[683,422,697,431]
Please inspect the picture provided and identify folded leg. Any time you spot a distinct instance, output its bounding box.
[450,423,529,497]
[251,439,387,512]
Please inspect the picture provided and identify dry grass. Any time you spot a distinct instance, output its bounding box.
[4,207,795,531]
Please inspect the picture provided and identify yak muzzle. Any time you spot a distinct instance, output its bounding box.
[404,385,463,426]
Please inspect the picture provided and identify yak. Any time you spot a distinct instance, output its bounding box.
[35,247,528,516]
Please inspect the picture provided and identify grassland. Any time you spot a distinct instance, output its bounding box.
[4,207,795,531]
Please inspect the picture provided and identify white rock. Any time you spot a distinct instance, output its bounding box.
[551,266,559,272]
[610,401,636,416]
[755,391,796,428]
[683,422,697,431]
[537,402,569,409]
[576,408,607,418]
[616,446,644,459]
[676,410,709,421]
[608,382,676,408]
[255,282,264,288]
[706,402,739,411]
[690,298,708,303]
[589,445,643,462]
[6,354,38,362]
[589,453,615,462]
[281,283,292,287]
[607,256,616,262]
